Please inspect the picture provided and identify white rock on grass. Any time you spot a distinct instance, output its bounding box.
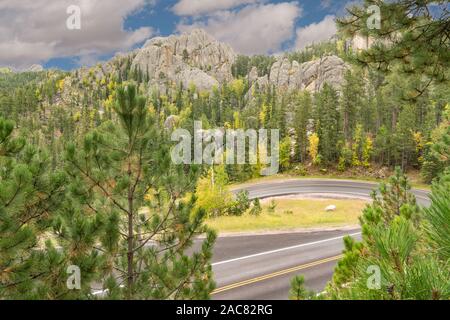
[325,205,337,212]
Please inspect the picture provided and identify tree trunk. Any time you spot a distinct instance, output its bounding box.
[126,160,134,299]
[344,108,350,142]
[127,203,134,298]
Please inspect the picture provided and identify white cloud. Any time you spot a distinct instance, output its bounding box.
[294,15,337,50]
[0,0,154,69]
[172,0,262,16]
[320,0,332,9]
[177,2,302,55]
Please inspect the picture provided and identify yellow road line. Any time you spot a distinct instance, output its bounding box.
[212,255,343,295]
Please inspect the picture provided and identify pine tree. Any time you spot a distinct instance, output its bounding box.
[338,0,449,86]
[289,275,315,300]
[338,143,352,172]
[294,91,312,163]
[323,169,450,300]
[421,106,450,182]
[0,118,71,299]
[314,84,341,163]
[341,70,364,142]
[374,125,391,166]
[423,173,450,262]
[394,105,417,170]
[249,199,262,216]
[64,84,216,299]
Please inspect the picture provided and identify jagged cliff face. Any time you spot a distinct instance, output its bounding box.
[259,55,348,92]
[131,29,236,91]
[8,29,348,95]
[36,29,352,126]
[27,64,44,72]
[130,29,348,93]
[0,64,44,73]
[4,29,349,95]
[58,29,348,98]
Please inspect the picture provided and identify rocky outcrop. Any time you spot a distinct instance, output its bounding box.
[27,64,44,72]
[302,55,348,91]
[164,115,180,130]
[65,29,348,95]
[0,65,44,74]
[269,58,292,89]
[132,29,236,91]
[351,34,375,52]
[259,55,348,93]
[247,66,259,84]
[175,68,219,91]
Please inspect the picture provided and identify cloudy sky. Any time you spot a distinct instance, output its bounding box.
[0,0,355,70]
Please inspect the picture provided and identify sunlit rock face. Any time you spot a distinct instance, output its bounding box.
[131,29,236,91]
[68,28,349,95]
[252,55,348,93]
[27,64,44,72]
[351,34,375,52]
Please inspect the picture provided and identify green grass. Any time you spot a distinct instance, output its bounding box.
[206,198,367,234]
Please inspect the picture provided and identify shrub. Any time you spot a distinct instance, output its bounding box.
[249,199,262,216]
[227,191,251,216]
[267,199,277,213]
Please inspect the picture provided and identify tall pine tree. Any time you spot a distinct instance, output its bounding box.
[64,84,216,299]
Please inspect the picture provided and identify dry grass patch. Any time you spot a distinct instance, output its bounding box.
[207,198,367,234]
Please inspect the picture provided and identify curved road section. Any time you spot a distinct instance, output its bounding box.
[209,179,430,300]
[232,179,430,206]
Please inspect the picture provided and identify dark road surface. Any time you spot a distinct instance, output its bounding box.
[208,179,430,300]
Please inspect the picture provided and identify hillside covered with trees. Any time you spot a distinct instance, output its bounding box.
[0,0,448,300]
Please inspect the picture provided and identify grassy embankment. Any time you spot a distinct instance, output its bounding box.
[207,198,367,234]
[206,172,429,234]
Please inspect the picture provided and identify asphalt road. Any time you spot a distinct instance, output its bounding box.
[208,179,430,300]
[211,229,361,300]
[232,178,431,206]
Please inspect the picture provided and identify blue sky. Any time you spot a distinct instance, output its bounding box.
[0,0,354,70]
[124,0,347,37]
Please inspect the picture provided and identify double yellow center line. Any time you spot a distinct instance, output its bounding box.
[212,254,343,295]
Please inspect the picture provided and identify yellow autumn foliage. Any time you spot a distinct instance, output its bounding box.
[309,133,320,164]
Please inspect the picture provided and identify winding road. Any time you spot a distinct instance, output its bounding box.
[208,179,431,300]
